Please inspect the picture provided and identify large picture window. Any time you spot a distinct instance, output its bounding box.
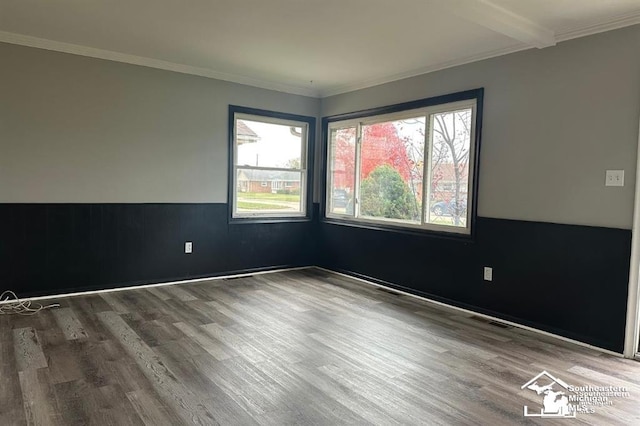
[230,106,314,221]
[325,90,482,235]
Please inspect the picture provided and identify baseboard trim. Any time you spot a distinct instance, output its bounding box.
[314,266,624,358]
[0,265,314,304]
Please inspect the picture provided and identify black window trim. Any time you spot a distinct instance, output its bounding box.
[228,105,315,224]
[320,88,484,240]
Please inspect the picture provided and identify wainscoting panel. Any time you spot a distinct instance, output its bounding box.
[0,203,316,297]
[0,202,631,352]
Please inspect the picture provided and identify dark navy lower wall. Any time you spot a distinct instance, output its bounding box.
[0,203,317,297]
[317,216,631,353]
[0,202,632,352]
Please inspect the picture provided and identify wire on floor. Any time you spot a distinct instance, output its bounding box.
[0,291,60,315]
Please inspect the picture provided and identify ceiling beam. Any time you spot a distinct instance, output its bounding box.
[432,0,556,48]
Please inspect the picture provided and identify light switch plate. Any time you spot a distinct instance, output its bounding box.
[185,241,193,254]
[605,170,624,187]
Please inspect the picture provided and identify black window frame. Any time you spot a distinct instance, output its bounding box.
[321,88,483,240]
[228,105,315,224]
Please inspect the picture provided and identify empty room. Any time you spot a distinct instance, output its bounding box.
[2,0,640,424]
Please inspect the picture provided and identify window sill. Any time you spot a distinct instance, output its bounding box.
[320,216,475,242]
[230,215,313,225]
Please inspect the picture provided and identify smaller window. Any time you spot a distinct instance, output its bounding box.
[229,106,315,221]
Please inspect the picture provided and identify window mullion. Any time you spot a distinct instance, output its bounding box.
[233,164,238,216]
[233,123,239,216]
[353,124,363,218]
[301,124,308,169]
[299,169,305,213]
[421,114,432,226]
[326,128,334,213]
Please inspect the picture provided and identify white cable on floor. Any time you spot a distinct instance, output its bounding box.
[0,291,60,315]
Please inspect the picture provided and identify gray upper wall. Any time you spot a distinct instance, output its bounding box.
[322,25,640,229]
[2,25,639,229]
[0,42,320,203]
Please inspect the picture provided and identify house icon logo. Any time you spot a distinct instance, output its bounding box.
[521,371,576,418]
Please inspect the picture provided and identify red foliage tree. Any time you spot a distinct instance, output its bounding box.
[331,123,411,191]
[361,122,411,182]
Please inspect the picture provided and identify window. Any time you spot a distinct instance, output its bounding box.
[230,106,314,220]
[325,89,482,236]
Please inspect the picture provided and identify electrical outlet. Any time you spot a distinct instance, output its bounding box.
[605,170,624,187]
[483,267,493,281]
[185,241,193,254]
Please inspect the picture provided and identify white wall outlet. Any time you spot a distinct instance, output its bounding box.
[185,241,193,254]
[605,170,624,187]
[483,267,493,281]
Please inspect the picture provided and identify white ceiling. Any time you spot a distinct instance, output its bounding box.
[1,0,639,97]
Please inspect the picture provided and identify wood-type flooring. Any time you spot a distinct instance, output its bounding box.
[1,268,639,425]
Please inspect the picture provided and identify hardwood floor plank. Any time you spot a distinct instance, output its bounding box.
[52,378,99,426]
[101,293,131,314]
[122,316,183,348]
[52,308,89,341]
[200,322,269,364]
[173,321,236,361]
[13,327,47,371]
[19,368,62,426]
[190,354,282,417]
[126,389,183,426]
[283,360,404,425]
[152,347,259,425]
[0,319,27,426]
[239,356,373,425]
[65,297,113,342]
[145,287,172,301]
[97,311,220,425]
[88,384,145,426]
[318,363,445,425]
[39,336,84,385]
[161,286,198,302]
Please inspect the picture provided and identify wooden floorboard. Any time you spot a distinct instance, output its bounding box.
[1,268,639,425]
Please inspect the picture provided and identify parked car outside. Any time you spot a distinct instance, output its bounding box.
[431,199,467,216]
[332,189,349,208]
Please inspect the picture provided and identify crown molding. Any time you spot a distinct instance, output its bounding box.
[555,9,640,42]
[0,31,321,98]
[319,43,530,98]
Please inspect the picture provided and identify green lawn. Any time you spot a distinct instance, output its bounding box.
[429,216,466,226]
[240,192,300,202]
[237,201,290,210]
